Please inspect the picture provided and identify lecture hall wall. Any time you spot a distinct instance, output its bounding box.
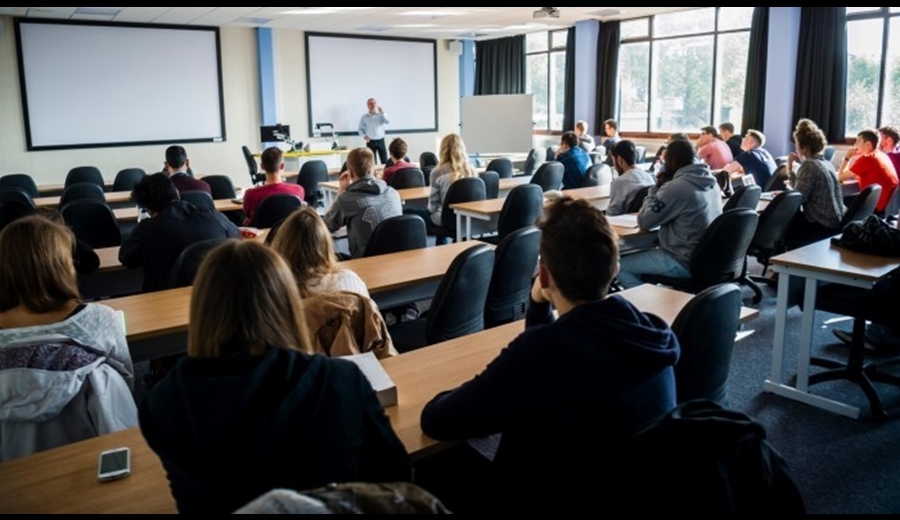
[0,16,462,187]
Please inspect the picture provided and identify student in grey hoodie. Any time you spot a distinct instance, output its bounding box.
[323,147,402,258]
[617,139,722,288]
[606,139,656,216]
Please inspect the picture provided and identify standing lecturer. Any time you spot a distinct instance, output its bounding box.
[358,98,390,164]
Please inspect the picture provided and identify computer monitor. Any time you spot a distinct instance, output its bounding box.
[260,124,291,143]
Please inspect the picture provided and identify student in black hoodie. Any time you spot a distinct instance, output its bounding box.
[418,197,681,513]
[139,240,411,514]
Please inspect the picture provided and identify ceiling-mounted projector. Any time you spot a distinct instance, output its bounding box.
[533,7,560,19]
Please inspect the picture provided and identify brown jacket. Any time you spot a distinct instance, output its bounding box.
[302,291,398,359]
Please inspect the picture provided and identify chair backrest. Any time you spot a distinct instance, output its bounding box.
[388,168,426,190]
[169,237,230,288]
[841,184,882,228]
[296,160,330,206]
[748,190,802,266]
[0,174,39,199]
[419,151,439,168]
[824,145,836,162]
[884,186,900,222]
[583,163,613,187]
[484,226,541,328]
[497,184,544,240]
[59,182,106,208]
[0,199,37,230]
[425,243,495,345]
[479,170,500,199]
[60,200,122,248]
[530,161,564,192]
[364,214,427,257]
[485,158,514,179]
[522,148,546,178]
[200,174,237,200]
[421,165,435,187]
[180,190,216,211]
[589,152,604,166]
[440,177,486,231]
[65,166,104,189]
[112,168,146,192]
[763,163,790,192]
[249,193,304,229]
[670,283,742,404]
[625,185,652,214]
[242,146,265,186]
[723,184,762,212]
[545,146,556,162]
[634,145,647,164]
[688,208,759,289]
[0,187,36,210]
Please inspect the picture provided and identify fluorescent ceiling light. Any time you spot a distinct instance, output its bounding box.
[74,7,123,16]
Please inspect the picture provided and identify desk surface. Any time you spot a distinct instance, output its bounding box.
[0,283,756,514]
[112,199,243,221]
[770,236,900,282]
[34,190,133,208]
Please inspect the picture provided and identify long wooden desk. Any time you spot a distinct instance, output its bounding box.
[318,173,526,207]
[0,283,758,514]
[764,237,900,419]
[112,199,244,221]
[34,190,134,208]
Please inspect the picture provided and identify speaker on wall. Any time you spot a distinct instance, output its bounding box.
[447,40,463,56]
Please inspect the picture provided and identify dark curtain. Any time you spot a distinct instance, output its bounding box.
[792,7,848,143]
[594,21,621,133]
[474,35,526,95]
[562,26,577,132]
[741,7,769,134]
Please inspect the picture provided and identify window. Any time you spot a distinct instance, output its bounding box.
[846,8,900,136]
[526,30,568,133]
[617,7,752,134]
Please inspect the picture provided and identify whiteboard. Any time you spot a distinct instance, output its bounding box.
[461,94,534,155]
[305,33,437,136]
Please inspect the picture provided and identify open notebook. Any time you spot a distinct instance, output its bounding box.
[607,214,640,229]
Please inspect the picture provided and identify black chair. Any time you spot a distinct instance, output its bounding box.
[169,237,231,288]
[670,283,743,405]
[180,190,216,211]
[0,187,36,210]
[0,199,37,230]
[419,151,439,169]
[884,186,900,223]
[60,200,122,248]
[428,177,487,243]
[388,244,495,353]
[483,184,544,245]
[479,170,500,199]
[641,208,759,295]
[634,145,647,164]
[763,164,790,192]
[589,151,604,166]
[485,158,514,179]
[624,185,652,214]
[422,165,435,187]
[583,163,613,187]
[296,160,329,207]
[112,168,146,192]
[522,148,546,178]
[242,146,266,186]
[364,214,427,257]
[484,226,541,328]
[545,146,556,162]
[723,185,762,212]
[65,166,105,190]
[840,184,881,228]
[249,193,304,229]
[0,174,39,199]
[739,191,803,302]
[59,182,106,208]
[200,174,238,200]
[389,168,426,190]
[530,161,564,192]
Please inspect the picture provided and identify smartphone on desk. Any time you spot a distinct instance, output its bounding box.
[98,447,131,482]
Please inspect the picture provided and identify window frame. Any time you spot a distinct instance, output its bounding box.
[526,29,569,135]
[845,7,900,137]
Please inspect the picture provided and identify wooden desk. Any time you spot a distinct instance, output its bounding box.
[0,284,757,514]
[38,180,115,195]
[764,238,900,419]
[34,190,134,208]
[112,199,244,221]
[319,176,528,208]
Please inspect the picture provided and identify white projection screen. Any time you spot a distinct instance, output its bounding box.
[305,33,437,136]
[16,19,226,151]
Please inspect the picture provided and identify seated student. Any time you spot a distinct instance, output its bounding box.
[601,118,622,166]
[606,139,656,216]
[718,122,743,159]
[838,128,899,214]
[574,119,596,152]
[119,173,241,292]
[0,215,136,461]
[878,125,900,176]
[556,131,592,190]
[381,138,417,185]
[696,126,734,171]
[242,147,305,225]
[784,119,846,249]
[163,145,211,194]
[270,207,369,298]
[418,197,680,514]
[323,148,403,258]
[722,129,777,188]
[428,133,478,229]
[617,139,722,289]
[138,240,411,514]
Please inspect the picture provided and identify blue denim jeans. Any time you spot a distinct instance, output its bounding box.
[617,248,691,289]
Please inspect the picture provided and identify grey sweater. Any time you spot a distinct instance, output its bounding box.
[607,167,656,216]
[791,157,845,230]
[323,175,402,258]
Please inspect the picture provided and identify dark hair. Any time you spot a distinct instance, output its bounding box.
[604,119,618,132]
[664,139,697,175]
[132,172,180,213]
[701,126,718,138]
[718,122,735,134]
[260,147,283,174]
[389,138,408,160]
[560,131,579,149]
[792,119,826,157]
[858,129,880,149]
[611,140,637,166]
[668,132,690,144]
[165,145,188,169]
[878,125,900,146]
[538,197,619,302]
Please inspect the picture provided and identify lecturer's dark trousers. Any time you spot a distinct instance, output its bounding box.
[367,138,388,164]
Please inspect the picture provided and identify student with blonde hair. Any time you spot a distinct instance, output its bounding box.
[428,133,477,227]
[574,120,595,152]
[139,240,411,514]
